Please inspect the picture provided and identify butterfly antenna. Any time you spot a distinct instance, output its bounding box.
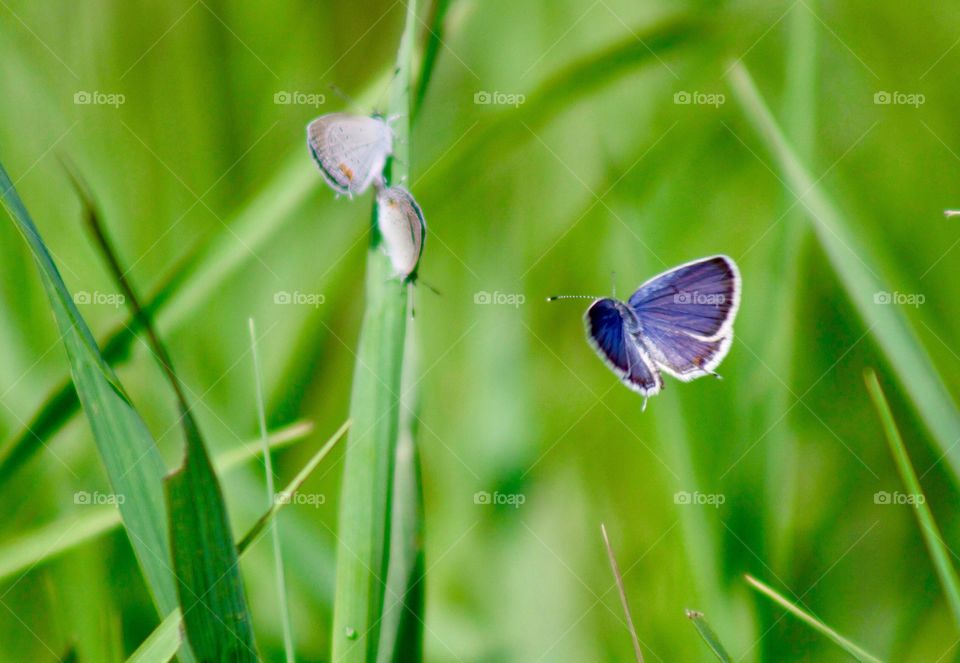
[417,277,442,296]
[946,210,960,218]
[611,271,617,298]
[641,396,648,412]
[328,83,360,111]
[546,294,600,302]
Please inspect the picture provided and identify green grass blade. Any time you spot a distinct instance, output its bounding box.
[164,407,259,662]
[864,369,960,626]
[67,172,258,661]
[249,318,295,663]
[745,575,883,662]
[727,62,960,485]
[0,161,182,625]
[0,420,313,582]
[128,420,350,662]
[413,0,452,117]
[377,329,425,663]
[331,2,418,661]
[685,610,732,663]
[127,610,181,663]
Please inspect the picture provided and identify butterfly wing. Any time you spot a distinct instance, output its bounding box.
[585,298,663,399]
[376,185,425,279]
[628,255,740,381]
[306,114,393,195]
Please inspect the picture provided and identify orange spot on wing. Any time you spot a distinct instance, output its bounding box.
[338,163,355,181]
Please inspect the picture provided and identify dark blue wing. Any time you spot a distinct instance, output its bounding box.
[585,298,662,399]
[628,256,740,381]
[628,255,740,340]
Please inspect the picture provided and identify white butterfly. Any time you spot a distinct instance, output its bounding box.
[306,113,393,197]
[376,185,425,280]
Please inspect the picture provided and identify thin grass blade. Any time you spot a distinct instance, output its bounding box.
[864,369,960,627]
[727,62,960,485]
[601,524,644,663]
[250,318,295,663]
[745,575,882,662]
[685,610,732,663]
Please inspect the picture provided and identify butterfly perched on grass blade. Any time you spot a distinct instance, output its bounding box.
[306,113,393,197]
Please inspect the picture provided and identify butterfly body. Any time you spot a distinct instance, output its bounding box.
[581,255,741,409]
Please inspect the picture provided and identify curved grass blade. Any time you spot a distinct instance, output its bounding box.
[685,609,731,663]
[0,161,182,635]
[68,171,258,661]
[0,421,313,582]
[864,369,960,627]
[331,2,419,661]
[727,62,960,486]
[745,575,883,662]
[128,420,350,663]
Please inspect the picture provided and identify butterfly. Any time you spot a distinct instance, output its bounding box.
[552,255,741,410]
[306,113,393,197]
[376,184,425,281]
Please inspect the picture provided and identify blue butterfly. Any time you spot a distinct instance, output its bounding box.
[553,255,741,410]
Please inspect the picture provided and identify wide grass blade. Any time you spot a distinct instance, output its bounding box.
[864,369,960,627]
[727,62,960,485]
[377,327,425,663]
[66,165,258,661]
[250,318,295,663]
[0,421,313,582]
[685,610,732,663]
[745,575,882,662]
[0,161,183,634]
[331,2,419,661]
[128,420,350,663]
[164,409,259,662]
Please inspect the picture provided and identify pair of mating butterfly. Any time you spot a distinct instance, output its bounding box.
[306,112,425,281]
[306,113,741,409]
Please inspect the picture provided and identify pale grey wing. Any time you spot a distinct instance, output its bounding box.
[376,186,425,279]
[585,298,663,400]
[306,114,392,194]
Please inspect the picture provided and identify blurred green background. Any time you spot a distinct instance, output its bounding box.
[2,0,960,660]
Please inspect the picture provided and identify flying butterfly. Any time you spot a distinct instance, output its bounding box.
[306,113,393,197]
[550,255,741,410]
